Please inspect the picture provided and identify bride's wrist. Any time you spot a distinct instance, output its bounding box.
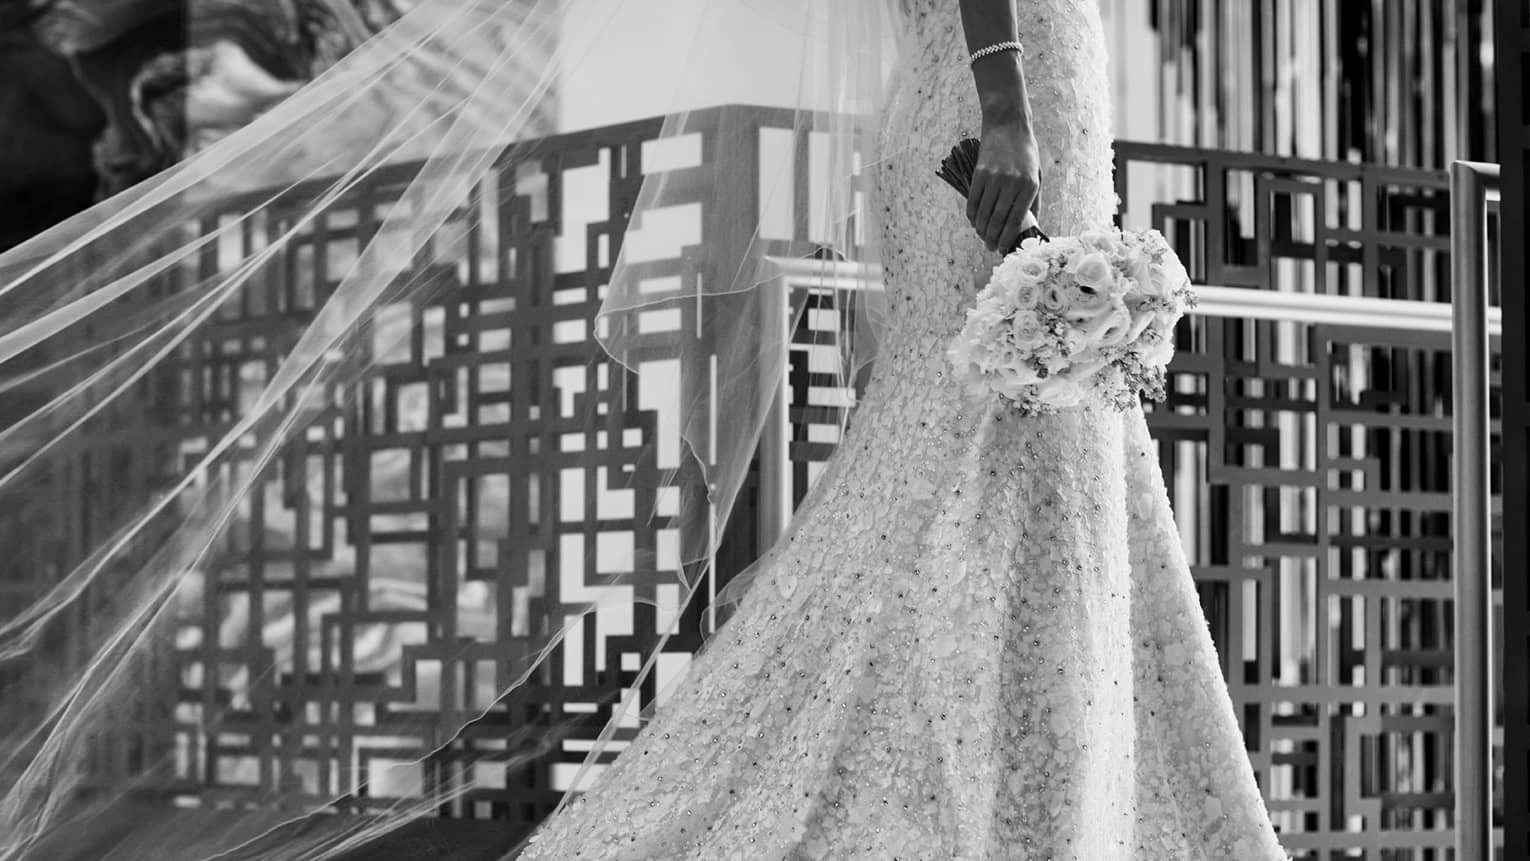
[980,108,1033,133]
[972,51,1031,126]
[978,91,1033,128]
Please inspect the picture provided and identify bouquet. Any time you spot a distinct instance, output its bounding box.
[936,139,1196,415]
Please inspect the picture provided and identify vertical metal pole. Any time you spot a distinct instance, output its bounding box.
[1450,159,1495,860]
[756,274,791,550]
[1448,0,1464,163]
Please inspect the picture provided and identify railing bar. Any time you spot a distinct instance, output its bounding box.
[1194,286,1493,317]
[762,259,1505,335]
[1193,288,1505,334]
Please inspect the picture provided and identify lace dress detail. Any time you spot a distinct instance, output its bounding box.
[518,1,1287,857]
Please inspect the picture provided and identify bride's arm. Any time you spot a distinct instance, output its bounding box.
[959,0,1041,253]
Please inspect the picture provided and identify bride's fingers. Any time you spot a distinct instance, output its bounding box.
[1014,175,1040,222]
[982,197,1005,250]
[966,172,989,225]
[973,179,1002,246]
[994,198,1032,254]
[984,181,1022,249]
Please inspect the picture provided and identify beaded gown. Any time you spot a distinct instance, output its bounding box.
[519,1,1287,858]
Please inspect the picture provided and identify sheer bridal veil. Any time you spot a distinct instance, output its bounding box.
[0,0,907,858]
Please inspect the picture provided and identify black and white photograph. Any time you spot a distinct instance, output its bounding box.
[0,1,1523,858]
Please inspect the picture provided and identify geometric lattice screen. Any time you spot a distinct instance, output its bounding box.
[0,114,1496,858]
[1117,142,1500,859]
[1155,314,1498,859]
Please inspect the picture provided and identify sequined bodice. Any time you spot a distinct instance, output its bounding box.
[875,0,1115,347]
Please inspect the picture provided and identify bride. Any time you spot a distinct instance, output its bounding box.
[515,0,1287,858]
[0,1,1285,859]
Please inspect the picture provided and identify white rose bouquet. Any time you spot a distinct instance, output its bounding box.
[936,138,1196,415]
[946,228,1194,414]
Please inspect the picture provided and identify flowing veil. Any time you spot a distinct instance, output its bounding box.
[0,0,907,858]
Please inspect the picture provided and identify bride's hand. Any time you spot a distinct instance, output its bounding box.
[967,120,1041,254]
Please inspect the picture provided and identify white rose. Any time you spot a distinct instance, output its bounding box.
[1061,327,1091,357]
[1126,253,1154,295]
[1125,309,1156,344]
[1039,283,1070,313]
[1009,311,1048,350]
[1109,268,1134,298]
[1040,349,1071,375]
[1086,306,1134,348]
[1140,228,1172,255]
[1067,282,1113,316]
[1080,228,1124,256]
[1126,267,1159,300]
[1013,255,1051,286]
[1036,376,1083,408]
[1144,257,1188,299]
[1067,252,1116,291]
[1143,335,1176,366]
[1058,344,1107,380]
[1010,281,1041,310]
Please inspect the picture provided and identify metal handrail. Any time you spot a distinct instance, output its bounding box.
[760,256,1501,332]
[1450,159,1500,861]
[1195,284,1503,334]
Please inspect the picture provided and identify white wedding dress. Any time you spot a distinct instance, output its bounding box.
[518,1,1287,857]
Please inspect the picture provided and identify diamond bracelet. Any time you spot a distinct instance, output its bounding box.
[968,40,1024,66]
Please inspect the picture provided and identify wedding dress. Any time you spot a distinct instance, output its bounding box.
[0,0,1288,858]
[516,1,1287,859]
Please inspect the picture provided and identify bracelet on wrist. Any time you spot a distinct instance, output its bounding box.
[969,41,1023,67]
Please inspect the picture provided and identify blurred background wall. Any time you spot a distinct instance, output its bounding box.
[0,0,461,252]
[1104,0,1496,166]
[1,1,1499,254]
